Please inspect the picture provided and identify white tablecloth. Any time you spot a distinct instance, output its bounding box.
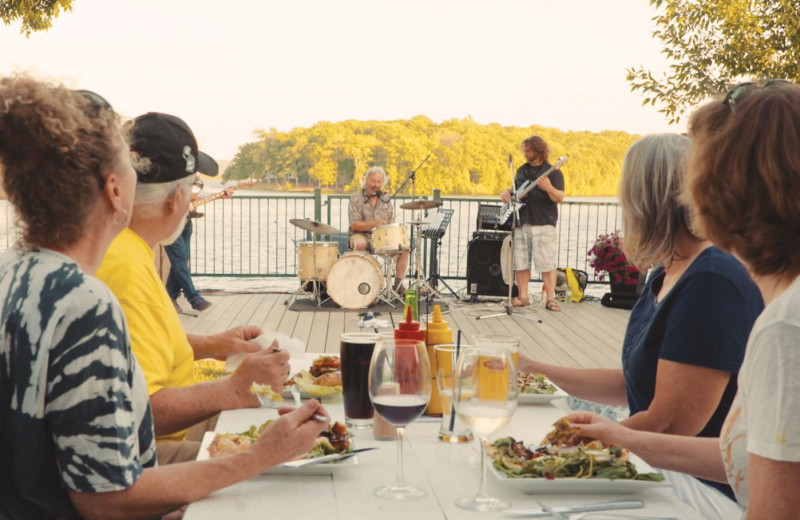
[185,397,704,519]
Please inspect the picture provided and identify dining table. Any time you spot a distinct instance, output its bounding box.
[184,391,705,519]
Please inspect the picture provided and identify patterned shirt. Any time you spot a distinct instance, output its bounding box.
[348,190,393,238]
[0,248,156,519]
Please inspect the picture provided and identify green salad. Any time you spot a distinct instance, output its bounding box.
[488,437,665,481]
[517,372,558,395]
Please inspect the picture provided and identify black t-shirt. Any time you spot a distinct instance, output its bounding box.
[514,161,565,227]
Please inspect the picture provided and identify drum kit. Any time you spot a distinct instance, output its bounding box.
[288,198,444,310]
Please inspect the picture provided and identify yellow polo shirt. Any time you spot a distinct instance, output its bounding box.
[96,228,194,442]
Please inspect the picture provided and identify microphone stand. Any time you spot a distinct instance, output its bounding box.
[477,154,542,323]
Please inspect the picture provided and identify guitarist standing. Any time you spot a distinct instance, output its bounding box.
[500,136,565,310]
[166,176,234,312]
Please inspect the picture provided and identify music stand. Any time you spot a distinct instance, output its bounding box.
[477,157,541,323]
[422,208,458,298]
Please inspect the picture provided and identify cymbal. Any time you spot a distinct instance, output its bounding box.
[289,218,340,235]
[400,200,443,210]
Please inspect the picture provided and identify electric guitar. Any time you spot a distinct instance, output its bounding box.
[499,155,569,225]
[188,180,255,218]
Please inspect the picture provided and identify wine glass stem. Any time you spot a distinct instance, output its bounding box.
[476,437,490,499]
[393,426,407,488]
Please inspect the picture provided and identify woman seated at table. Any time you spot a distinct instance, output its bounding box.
[519,133,763,498]
[568,78,800,520]
[0,75,329,519]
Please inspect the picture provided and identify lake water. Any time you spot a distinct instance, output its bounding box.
[0,185,621,300]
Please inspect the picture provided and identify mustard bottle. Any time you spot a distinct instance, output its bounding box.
[424,304,452,416]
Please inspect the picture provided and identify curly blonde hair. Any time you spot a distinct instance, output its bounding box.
[0,75,126,249]
[687,80,800,278]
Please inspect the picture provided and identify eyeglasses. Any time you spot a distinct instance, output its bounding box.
[76,89,113,112]
[723,79,793,112]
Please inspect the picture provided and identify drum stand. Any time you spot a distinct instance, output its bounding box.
[378,254,403,305]
[284,235,329,308]
[408,221,445,301]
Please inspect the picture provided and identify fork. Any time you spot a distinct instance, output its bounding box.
[571,515,677,520]
[289,384,303,407]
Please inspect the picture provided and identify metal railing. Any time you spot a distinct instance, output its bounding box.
[0,191,622,284]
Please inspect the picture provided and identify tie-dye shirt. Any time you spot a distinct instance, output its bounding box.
[720,275,800,509]
[0,248,156,519]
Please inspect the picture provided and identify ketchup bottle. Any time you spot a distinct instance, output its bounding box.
[395,305,425,342]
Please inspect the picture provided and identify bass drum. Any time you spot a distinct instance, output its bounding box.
[326,252,383,309]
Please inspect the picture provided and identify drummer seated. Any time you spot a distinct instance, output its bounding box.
[348,166,409,293]
[348,224,409,292]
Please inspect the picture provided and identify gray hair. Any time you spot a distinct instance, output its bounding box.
[133,176,193,219]
[362,166,388,188]
[619,133,695,269]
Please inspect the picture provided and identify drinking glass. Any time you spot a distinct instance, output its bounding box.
[368,337,431,499]
[340,332,379,429]
[453,345,518,511]
[471,335,519,367]
[434,344,473,443]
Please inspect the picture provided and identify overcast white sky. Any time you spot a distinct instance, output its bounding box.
[1,0,679,161]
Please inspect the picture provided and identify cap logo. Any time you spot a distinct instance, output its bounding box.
[182,145,195,173]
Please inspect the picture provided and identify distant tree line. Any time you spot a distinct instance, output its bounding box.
[223,116,639,197]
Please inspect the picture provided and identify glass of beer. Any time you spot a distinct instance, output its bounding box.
[340,332,379,429]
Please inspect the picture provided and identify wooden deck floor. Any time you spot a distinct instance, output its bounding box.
[178,291,631,369]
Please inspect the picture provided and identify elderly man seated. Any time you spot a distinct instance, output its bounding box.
[96,112,292,464]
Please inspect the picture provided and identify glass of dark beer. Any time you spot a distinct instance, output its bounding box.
[340,332,379,429]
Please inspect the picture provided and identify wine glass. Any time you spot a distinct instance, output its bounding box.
[453,345,518,511]
[368,337,431,500]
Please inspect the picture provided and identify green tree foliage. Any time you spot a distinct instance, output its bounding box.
[1,0,73,35]
[628,0,800,124]
[225,117,639,197]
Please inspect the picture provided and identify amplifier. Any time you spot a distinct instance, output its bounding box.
[466,237,518,298]
[476,204,512,232]
[472,231,510,241]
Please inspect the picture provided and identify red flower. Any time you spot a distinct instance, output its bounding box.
[586,231,640,285]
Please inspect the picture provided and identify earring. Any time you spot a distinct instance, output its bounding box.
[112,208,129,226]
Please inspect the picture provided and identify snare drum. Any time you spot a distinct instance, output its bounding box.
[371,223,409,255]
[297,241,339,280]
[326,252,383,309]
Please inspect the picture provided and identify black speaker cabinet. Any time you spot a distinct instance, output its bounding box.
[466,237,518,298]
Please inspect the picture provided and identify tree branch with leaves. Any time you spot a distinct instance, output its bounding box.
[628,0,800,124]
[1,0,73,36]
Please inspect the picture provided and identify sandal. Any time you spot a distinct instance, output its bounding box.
[545,298,561,312]
[511,296,530,308]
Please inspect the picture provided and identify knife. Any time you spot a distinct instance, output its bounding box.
[503,499,645,518]
[281,447,378,468]
[537,501,568,520]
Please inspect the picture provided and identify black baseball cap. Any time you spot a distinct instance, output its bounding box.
[130,112,218,183]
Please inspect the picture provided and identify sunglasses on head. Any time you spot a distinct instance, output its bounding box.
[723,79,793,112]
[76,89,113,112]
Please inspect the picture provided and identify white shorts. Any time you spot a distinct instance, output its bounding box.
[513,224,557,273]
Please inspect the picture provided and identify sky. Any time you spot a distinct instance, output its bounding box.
[1,0,679,161]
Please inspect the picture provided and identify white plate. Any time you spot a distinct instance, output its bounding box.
[518,382,569,405]
[280,386,342,400]
[197,432,358,475]
[490,452,669,494]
